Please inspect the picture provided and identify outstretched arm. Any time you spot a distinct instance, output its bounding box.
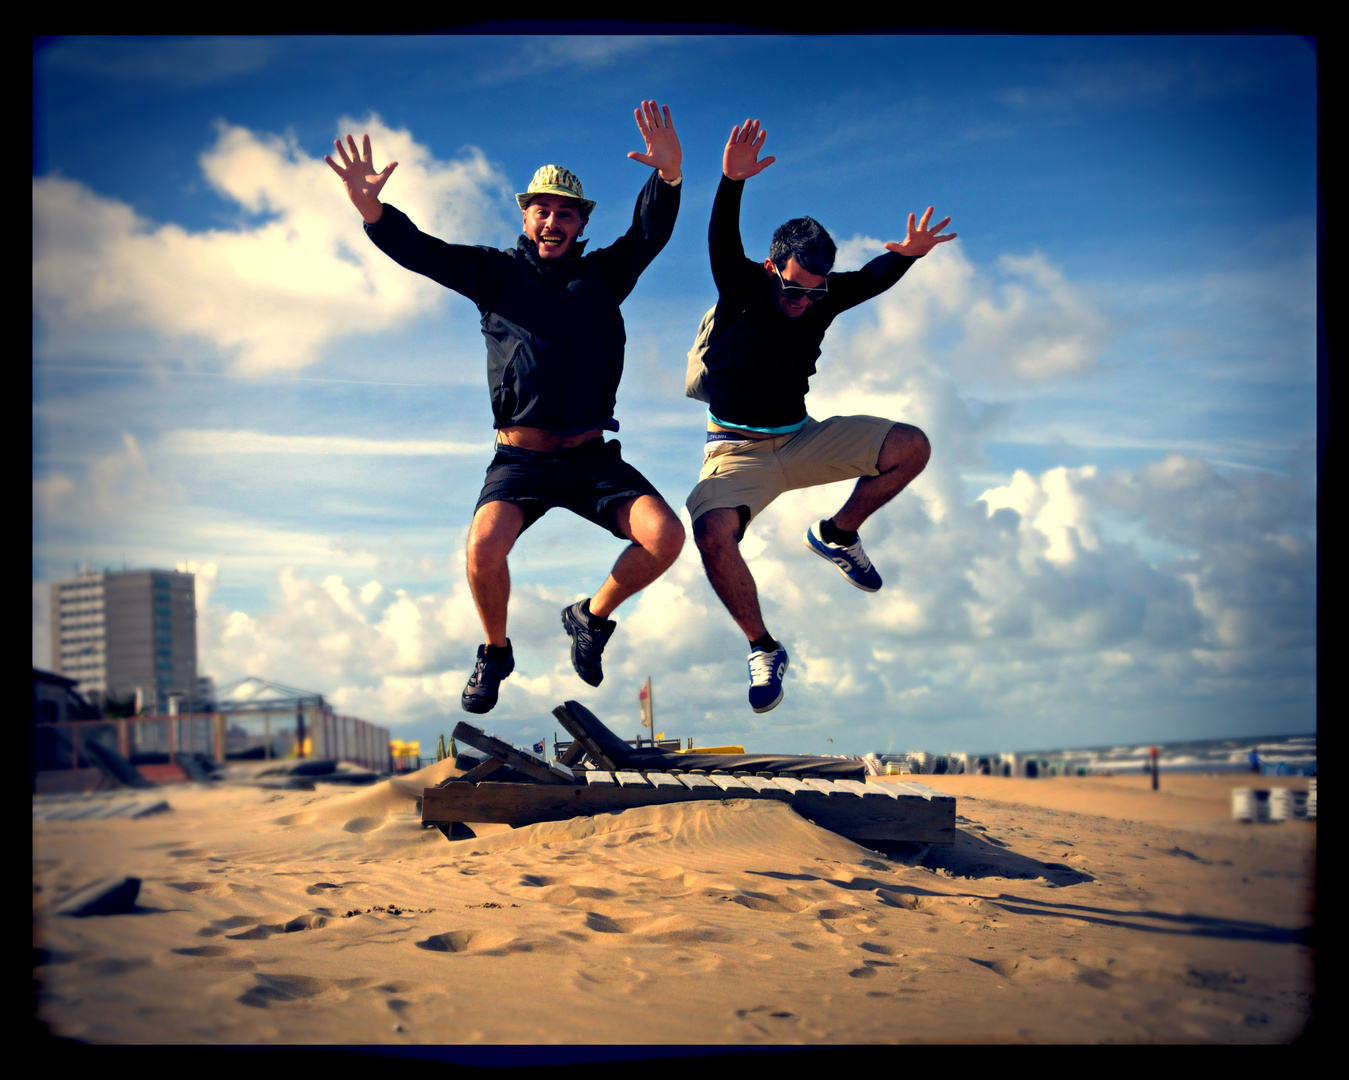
[627,100,682,183]
[722,119,776,181]
[325,133,398,225]
[884,207,957,258]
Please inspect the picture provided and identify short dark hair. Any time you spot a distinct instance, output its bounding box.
[769,217,836,276]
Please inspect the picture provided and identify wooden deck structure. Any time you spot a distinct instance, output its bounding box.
[421,706,955,845]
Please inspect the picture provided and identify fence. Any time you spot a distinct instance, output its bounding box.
[37,707,392,773]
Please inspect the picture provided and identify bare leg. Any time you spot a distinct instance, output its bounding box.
[832,423,931,532]
[590,495,685,618]
[693,507,768,642]
[466,500,526,647]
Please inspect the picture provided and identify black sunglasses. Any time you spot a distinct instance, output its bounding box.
[772,262,828,301]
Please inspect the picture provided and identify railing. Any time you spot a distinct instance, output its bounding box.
[37,707,393,774]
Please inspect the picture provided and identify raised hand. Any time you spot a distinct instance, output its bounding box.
[325,133,398,225]
[722,119,776,181]
[884,207,957,258]
[627,100,682,182]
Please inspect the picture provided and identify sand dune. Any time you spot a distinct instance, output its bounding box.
[33,766,1315,1044]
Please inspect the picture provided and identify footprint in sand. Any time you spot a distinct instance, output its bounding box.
[168,945,257,972]
[734,1005,801,1037]
[304,881,356,896]
[815,905,865,920]
[272,811,317,826]
[208,912,329,940]
[415,929,518,954]
[342,816,386,834]
[236,973,370,1009]
[197,914,266,936]
[168,881,225,894]
[730,890,811,914]
[972,954,1110,986]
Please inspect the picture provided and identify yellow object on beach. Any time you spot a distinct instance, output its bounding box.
[679,745,746,755]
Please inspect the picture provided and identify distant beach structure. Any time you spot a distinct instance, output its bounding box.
[866,733,1315,779]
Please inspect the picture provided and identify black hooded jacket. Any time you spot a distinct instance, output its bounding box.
[365,170,680,434]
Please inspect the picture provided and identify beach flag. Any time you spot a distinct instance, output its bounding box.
[533,740,545,756]
[639,677,653,732]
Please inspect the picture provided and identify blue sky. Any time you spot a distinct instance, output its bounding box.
[33,35,1317,757]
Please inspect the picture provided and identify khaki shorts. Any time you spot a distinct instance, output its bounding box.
[685,415,894,528]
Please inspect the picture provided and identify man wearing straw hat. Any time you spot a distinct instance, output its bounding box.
[326,101,685,713]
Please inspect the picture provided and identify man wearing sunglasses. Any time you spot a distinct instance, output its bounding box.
[687,119,955,713]
[327,101,686,714]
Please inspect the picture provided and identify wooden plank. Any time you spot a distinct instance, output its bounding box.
[422,780,703,826]
[612,771,651,788]
[738,775,785,794]
[438,756,504,786]
[550,704,620,771]
[452,722,576,785]
[675,773,719,791]
[767,777,815,795]
[582,771,616,787]
[422,773,956,845]
[706,774,754,794]
[831,778,898,799]
[645,772,684,790]
[798,777,858,797]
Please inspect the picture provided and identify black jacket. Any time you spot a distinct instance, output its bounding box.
[703,175,916,430]
[365,170,680,433]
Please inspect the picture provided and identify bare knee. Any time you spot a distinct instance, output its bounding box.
[645,514,686,565]
[879,423,931,476]
[693,508,744,557]
[467,505,523,574]
[622,496,685,566]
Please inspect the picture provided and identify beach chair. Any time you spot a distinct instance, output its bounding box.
[420,702,955,845]
[551,699,869,778]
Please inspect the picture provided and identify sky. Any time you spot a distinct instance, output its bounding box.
[32,34,1318,758]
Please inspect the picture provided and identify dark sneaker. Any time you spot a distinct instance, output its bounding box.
[461,641,514,714]
[805,520,883,592]
[561,601,616,687]
[747,645,789,713]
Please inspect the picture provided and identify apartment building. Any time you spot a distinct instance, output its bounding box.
[50,568,198,711]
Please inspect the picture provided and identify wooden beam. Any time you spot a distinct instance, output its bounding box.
[422,774,955,845]
[452,722,577,785]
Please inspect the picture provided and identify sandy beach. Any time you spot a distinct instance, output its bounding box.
[33,764,1315,1045]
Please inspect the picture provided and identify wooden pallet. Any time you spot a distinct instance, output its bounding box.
[423,720,955,845]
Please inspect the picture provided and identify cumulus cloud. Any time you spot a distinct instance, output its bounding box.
[161,430,488,456]
[172,224,1310,749]
[185,428,1312,751]
[829,239,1108,384]
[33,115,515,373]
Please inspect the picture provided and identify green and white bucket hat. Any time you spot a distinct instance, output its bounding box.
[515,164,596,217]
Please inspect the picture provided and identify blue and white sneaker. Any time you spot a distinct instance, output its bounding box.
[747,646,789,713]
[805,521,883,592]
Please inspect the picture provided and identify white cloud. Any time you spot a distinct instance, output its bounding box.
[42,37,280,88]
[88,433,181,516]
[161,430,489,456]
[33,115,515,374]
[33,473,74,519]
[827,239,1108,384]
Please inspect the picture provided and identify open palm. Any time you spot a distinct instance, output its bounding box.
[325,133,397,224]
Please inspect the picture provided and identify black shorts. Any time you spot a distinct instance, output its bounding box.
[474,438,664,540]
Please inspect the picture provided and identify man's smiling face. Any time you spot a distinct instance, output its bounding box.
[764,256,828,318]
[524,194,586,259]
